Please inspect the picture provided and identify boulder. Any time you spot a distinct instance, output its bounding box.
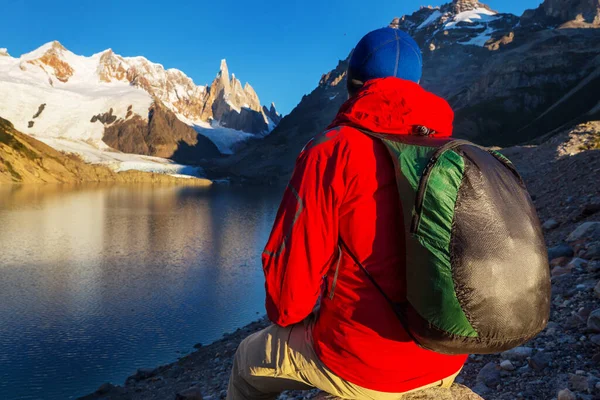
[312,384,483,400]
[558,388,576,400]
[543,219,560,230]
[567,222,600,243]
[176,386,203,400]
[500,360,516,371]
[95,382,115,395]
[548,244,574,261]
[476,362,501,388]
[528,351,551,370]
[569,373,591,392]
[588,309,600,332]
[501,346,533,361]
[583,242,600,260]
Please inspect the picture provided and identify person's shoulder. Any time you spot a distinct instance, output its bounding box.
[300,125,373,157]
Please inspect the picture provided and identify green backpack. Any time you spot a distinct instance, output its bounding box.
[340,129,551,355]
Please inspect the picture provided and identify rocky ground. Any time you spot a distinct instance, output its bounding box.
[81,122,600,400]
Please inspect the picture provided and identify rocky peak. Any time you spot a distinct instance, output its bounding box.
[388,0,515,51]
[47,40,66,52]
[97,50,128,82]
[522,0,600,27]
[217,59,230,89]
[451,0,494,14]
[21,40,73,83]
[0,48,9,57]
[262,103,282,125]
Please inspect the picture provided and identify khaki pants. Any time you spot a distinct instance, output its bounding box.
[227,315,460,400]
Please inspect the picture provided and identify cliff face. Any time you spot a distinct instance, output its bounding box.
[521,0,600,28]
[211,0,600,184]
[0,116,211,185]
[102,103,221,164]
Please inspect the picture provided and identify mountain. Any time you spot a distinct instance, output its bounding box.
[521,0,600,28]
[0,41,280,165]
[212,0,600,184]
[0,116,211,185]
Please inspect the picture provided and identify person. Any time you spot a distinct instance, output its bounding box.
[227,27,468,400]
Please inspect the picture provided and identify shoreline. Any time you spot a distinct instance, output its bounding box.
[78,316,272,400]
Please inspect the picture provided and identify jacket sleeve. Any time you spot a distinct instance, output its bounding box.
[262,139,342,327]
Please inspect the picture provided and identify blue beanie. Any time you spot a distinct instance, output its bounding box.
[347,27,422,95]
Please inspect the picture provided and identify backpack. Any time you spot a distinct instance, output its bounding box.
[339,129,551,355]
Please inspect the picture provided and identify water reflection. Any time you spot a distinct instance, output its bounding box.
[0,184,282,400]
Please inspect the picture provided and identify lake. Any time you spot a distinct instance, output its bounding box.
[0,184,283,400]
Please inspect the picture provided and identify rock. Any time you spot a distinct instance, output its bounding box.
[404,384,484,399]
[581,203,600,218]
[569,373,590,392]
[175,385,203,400]
[567,222,600,243]
[128,367,156,381]
[476,362,501,388]
[193,343,203,349]
[591,334,600,346]
[96,382,115,395]
[502,346,533,361]
[547,321,561,330]
[551,256,573,267]
[579,307,594,320]
[470,382,490,397]
[566,314,586,329]
[558,388,577,400]
[500,360,516,371]
[588,309,600,332]
[314,384,484,400]
[549,244,575,260]
[569,258,589,269]
[543,219,560,230]
[529,351,551,370]
[589,261,600,273]
[584,242,600,260]
[552,265,573,277]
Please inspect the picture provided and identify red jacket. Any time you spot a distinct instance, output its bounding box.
[262,77,467,393]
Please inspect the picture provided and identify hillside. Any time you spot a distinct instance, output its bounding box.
[0,116,211,185]
[211,0,600,184]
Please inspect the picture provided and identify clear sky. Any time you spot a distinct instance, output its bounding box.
[2,0,542,115]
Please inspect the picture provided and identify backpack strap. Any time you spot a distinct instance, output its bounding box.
[338,238,421,345]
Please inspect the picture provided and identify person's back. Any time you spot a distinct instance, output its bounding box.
[311,77,466,392]
[228,28,467,400]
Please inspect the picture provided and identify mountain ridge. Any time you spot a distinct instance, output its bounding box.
[0,41,281,167]
[210,0,600,184]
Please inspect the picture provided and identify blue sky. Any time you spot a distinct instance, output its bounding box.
[2,0,542,115]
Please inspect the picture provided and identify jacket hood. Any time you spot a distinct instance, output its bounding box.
[330,77,454,137]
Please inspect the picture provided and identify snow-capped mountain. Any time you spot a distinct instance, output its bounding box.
[390,0,519,50]
[214,0,600,184]
[0,41,281,162]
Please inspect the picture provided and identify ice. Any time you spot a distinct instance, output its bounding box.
[445,8,499,29]
[193,122,255,155]
[459,27,496,47]
[36,137,204,177]
[418,10,442,29]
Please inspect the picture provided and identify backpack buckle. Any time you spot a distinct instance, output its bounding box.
[413,125,432,136]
